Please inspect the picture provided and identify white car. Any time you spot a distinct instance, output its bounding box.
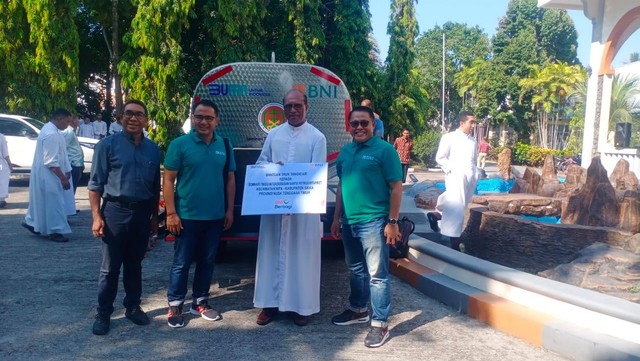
[0,113,98,175]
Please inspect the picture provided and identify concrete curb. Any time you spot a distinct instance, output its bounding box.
[390,236,640,361]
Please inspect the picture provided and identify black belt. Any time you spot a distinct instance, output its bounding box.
[105,197,153,209]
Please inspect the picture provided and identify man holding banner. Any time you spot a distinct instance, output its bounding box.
[253,89,327,327]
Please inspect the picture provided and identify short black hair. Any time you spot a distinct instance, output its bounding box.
[124,99,148,116]
[192,98,220,116]
[349,106,374,121]
[457,110,475,124]
[51,108,72,120]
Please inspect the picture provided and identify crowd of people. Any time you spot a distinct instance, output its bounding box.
[4,92,485,349]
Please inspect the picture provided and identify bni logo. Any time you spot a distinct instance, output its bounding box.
[274,199,290,205]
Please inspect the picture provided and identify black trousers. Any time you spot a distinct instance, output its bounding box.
[97,200,153,316]
[401,163,409,183]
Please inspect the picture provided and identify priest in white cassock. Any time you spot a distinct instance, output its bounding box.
[0,133,12,208]
[429,111,479,252]
[253,89,327,327]
[22,109,74,243]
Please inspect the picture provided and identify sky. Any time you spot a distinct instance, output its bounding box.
[370,0,639,68]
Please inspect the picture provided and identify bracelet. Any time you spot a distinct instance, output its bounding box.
[166,212,176,217]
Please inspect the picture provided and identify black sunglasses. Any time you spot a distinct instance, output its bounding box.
[349,120,370,128]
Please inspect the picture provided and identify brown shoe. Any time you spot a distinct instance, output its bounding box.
[256,307,277,326]
[49,233,69,242]
[292,313,309,326]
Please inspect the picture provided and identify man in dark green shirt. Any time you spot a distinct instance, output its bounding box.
[330,106,403,348]
[163,99,236,328]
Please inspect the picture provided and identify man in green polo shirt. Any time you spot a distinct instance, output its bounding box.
[330,105,403,348]
[162,99,236,328]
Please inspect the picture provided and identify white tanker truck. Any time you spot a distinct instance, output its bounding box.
[187,62,354,241]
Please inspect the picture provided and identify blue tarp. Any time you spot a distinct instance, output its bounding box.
[520,215,562,224]
[434,178,516,195]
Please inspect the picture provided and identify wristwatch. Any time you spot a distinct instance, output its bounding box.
[387,218,398,225]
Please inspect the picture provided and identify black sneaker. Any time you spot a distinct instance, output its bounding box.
[190,300,221,321]
[167,305,184,328]
[92,314,110,335]
[331,309,370,326]
[427,212,441,233]
[364,326,390,348]
[125,306,150,325]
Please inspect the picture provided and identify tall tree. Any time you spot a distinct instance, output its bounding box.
[284,0,325,63]
[320,0,376,101]
[201,0,268,65]
[415,22,490,125]
[0,0,79,118]
[385,0,419,135]
[0,0,32,113]
[491,0,579,141]
[540,8,578,64]
[119,0,194,150]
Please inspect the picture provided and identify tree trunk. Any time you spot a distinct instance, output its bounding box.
[112,0,123,115]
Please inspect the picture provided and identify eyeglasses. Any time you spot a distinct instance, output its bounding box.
[193,114,217,122]
[123,110,147,119]
[284,103,304,111]
[349,120,370,128]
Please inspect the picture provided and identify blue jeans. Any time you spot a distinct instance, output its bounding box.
[341,216,391,327]
[97,200,153,316]
[167,218,223,306]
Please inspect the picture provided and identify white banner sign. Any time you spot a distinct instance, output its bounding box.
[241,162,328,215]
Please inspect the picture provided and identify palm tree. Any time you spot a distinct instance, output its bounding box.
[609,74,640,147]
[609,74,640,125]
[518,62,586,149]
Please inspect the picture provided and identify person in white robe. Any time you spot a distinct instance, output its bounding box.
[108,117,123,135]
[0,133,12,208]
[78,117,95,138]
[92,114,108,139]
[430,111,479,251]
[253,90,327,326]
[22,109,74,242]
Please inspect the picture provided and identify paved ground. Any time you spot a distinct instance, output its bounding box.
[0,176,566,361]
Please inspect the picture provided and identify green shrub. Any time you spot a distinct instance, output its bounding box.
[512,143,530,165]
[412,129,442,167]
[510,142,563,167]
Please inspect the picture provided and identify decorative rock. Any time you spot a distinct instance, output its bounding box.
[561,157,620,227]
[564,164,587,190]
[497,148,512,180]
[508,178,525,194]
[620,172,640,191]
[624,233,640,254]
[465,208,633,273]
[414,184,444,209]
[473,194,562,216]
[609,159,630,187]
[537,154,563,197]
[517,167,541,194]
[618,196,640,233]
[539,242,640,303]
